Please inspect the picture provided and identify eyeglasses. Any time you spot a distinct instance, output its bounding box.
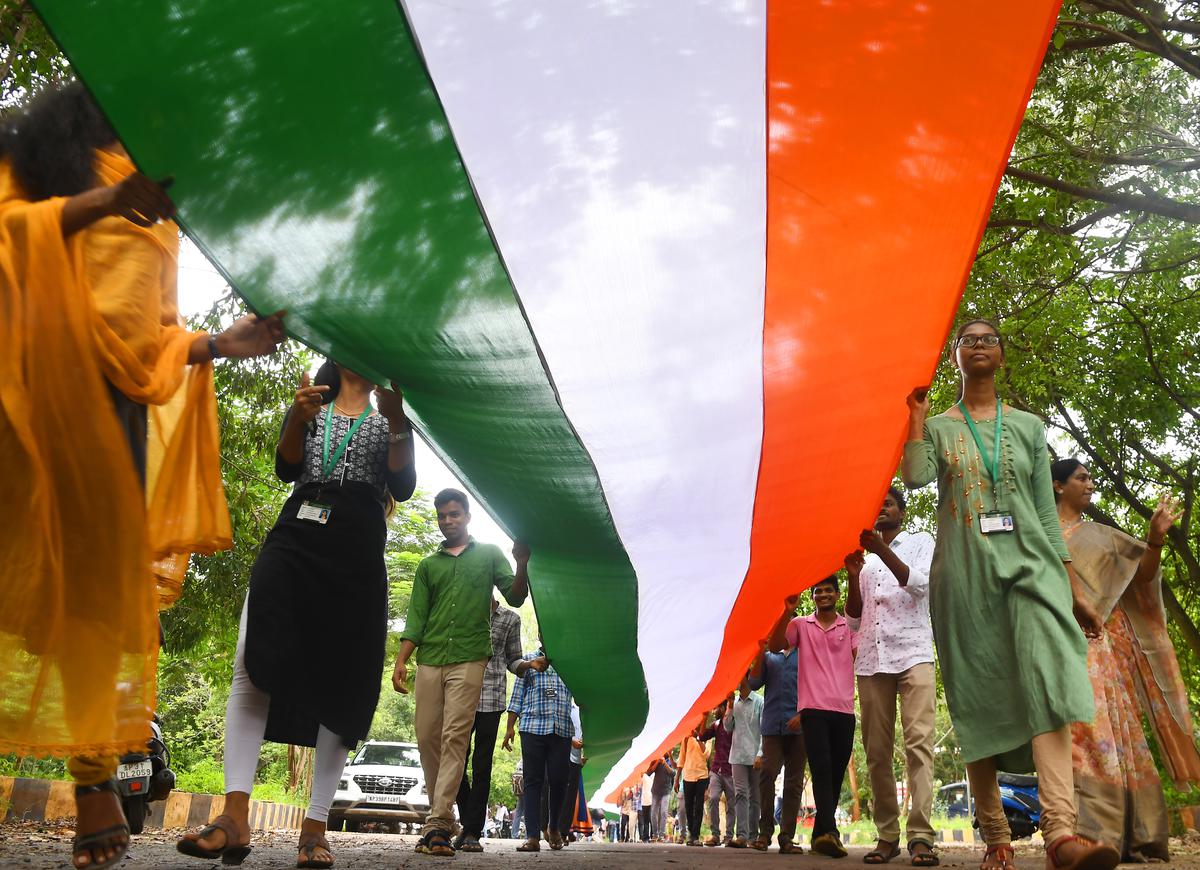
[956,334,1001,349]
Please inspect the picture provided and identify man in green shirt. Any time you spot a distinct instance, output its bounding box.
[393,488,530,856]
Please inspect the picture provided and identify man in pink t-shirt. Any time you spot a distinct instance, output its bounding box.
[785,575,856,858]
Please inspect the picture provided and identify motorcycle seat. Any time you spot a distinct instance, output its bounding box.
[996,773,1038,788]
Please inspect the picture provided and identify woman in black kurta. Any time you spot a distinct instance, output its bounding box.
[179,363,415,868]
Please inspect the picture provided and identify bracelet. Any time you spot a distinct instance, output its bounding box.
[207,335,223,360]
[1147,539,1165,549]
[387,430,410,443]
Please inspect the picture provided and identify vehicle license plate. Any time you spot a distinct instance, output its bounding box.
[117,760,152,780]
[368,794,402,804]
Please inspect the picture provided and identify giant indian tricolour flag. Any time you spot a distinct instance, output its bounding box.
[35,0,1062,797]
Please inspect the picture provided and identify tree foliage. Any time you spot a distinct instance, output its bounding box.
[0,1,68,110]
[952,0,1200,702]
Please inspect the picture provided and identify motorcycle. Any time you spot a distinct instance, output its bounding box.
[974,772,1041,841]
[115,715,175,834]
[997,773,1041,840]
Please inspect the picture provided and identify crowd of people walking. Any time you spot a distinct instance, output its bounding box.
[2,80,1198,870]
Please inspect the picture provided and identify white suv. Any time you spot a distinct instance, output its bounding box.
[328,741,429,832]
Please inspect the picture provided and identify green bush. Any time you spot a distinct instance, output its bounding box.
[0,755,66,781]
[173,758,225,795]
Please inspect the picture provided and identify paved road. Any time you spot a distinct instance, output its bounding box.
[3,828,1200,870]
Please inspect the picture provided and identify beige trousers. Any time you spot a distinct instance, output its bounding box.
[858,662,937,846]
[967,726,1075,846]
[414,659,487,834]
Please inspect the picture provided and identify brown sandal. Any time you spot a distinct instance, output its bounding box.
[779,837,804,854]
[1046,836,1120,870]
[297,832,334,868]
[177,813,252,865]
[981,844,1016,870]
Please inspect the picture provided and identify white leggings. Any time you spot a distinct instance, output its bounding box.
[225,599,347,823]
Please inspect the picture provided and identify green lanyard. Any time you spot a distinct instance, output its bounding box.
[321,403,372,481]
[958,398,1003,488]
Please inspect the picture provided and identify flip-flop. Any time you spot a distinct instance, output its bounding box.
[297,833,334,868]
[458,835,483,853]
[177,814,252,865]
[865,842,902,864]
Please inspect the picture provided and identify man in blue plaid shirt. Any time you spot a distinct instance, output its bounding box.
[502,645,574,852]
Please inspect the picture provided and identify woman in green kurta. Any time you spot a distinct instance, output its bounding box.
[902,319,1118,870]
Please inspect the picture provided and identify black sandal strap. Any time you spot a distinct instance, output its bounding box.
[73,822,131,870]
[74,823,129,845]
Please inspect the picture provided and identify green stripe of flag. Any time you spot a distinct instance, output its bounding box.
[33,0,647,790]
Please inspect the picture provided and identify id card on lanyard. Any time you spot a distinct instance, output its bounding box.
[959,399,1015,535]
[299,404,371,524]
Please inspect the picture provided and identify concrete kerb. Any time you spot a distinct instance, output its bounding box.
[839,828,992,846]
[0,776,305,831]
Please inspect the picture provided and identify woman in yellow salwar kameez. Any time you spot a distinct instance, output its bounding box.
[0,83,284,869]
[1053,459,1200,862]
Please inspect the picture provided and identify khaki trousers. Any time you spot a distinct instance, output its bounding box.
[858,662,937,846]
[967,726,1075,846]
[414,659,487,834]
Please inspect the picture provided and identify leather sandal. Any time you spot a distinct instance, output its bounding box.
[779,837,804,854]
[297,832,334,868]
[516,837,541,852]
[865,841,902,864]
[177,813,252,865]
[1045,835,1120,870]
[981,844,1017,870]
[423,829,455,857]
[72,781,130,870]
[910,841,940,867]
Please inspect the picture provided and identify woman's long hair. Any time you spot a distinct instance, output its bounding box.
[1,81,118,200]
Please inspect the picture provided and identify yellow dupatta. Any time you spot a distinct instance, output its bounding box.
[0,150,230,758]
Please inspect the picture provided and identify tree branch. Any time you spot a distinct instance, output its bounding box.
[1004,165,1200,222]
[0,6,31,90]
[1165,549,1200,663]
[1105,295,1200,423]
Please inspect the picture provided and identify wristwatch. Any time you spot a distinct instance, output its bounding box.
[207,335,224,360]
[387,430,410,443]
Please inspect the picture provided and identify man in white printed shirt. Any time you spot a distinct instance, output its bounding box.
[845,486,938,866]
